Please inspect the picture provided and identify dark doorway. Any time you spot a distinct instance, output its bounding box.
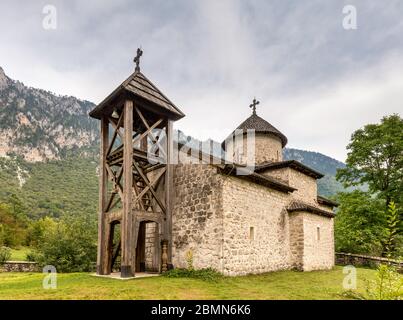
[135,221,160,273]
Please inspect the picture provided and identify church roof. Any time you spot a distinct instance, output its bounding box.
[89,71,185,120]
[219,164,296,193]
[255,160,324,179]
[287,201,335,218]
[317,195,339,207]
[224,113,288,148]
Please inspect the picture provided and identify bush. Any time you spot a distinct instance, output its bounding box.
[365,264,403,300]
[163,267,223,281]
[342,264,403,300]
[0,246,11,264]
[25,251,40,262]
[35,217,97,272]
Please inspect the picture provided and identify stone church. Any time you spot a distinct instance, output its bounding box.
[90,51,337,278]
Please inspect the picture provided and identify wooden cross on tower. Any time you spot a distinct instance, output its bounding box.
[249,98,260,115]
[134,47,143,72]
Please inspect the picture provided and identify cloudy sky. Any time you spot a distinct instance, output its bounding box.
[0,0,402,161]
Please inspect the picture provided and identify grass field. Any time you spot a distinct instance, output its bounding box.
[0,266,390,300]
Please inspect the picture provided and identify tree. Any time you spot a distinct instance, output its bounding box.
[336,114,403,208]
[335,191,386,255]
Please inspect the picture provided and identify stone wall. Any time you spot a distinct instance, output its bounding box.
[289,212,334,271]
[145,222,159,272]
[262,167,318,205]
[226,133,283,166]
[1,261,39,272]
[288,170,317,204]
[221,175,292,276]
[289,213,304,269]
[254,134,283,164]
[301,212,334,271]
[172,163,224,271]
[336,253,403,273]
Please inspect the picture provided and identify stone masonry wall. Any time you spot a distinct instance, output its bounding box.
[145,222,159,272]
[1,261,39,272]
[289,211,334,271]
[172,163,224,271]
[289,212,304,269]
[262,167,318,205]
[226,133,283,166]
[221,175,292,276]
[254,134,283,164]
[288,169,317,204]
[301,212,335,271]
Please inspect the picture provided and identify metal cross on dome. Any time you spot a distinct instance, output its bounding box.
[249,98,260,115]
[134,47,143,72]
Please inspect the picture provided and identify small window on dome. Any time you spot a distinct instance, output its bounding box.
[316,226,320,241]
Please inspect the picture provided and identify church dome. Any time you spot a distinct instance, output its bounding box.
[222,99,288,165]
[233,113,288,148]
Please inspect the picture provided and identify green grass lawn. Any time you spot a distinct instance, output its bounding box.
[9,247,32,261]
[0,266,390,300]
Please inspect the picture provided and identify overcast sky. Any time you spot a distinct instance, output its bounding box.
[0,0,402,161]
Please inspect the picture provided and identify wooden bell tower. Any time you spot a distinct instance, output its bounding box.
[89,49,185,277]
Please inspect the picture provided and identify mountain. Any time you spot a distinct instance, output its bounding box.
[0,66,97,162]
[0,67,348,220]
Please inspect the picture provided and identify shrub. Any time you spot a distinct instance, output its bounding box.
[35,217,97,272]
[365,264,403,300]
[163,267,223,281]
[25,251,40,262]
[185,250,194,271]
[342,264,403,300]
[0,246,11,264]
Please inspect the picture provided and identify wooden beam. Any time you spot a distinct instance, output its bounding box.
[132,118,163,147]
[165,119,174,264]
[132,161,167,213]
[106,209,123,224]
[132,166,166,211]
[121,99,134,278]
[135,107,167,159]
[97,116,110,275]
[105,164,124,200]
[108,116,124,140]
[106,112,124,156]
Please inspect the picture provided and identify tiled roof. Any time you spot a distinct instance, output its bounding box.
[255,160,324,179]
[219,164,296,194]
[223,114,288,147]
[287,201,335,218]
[317,195,339,207]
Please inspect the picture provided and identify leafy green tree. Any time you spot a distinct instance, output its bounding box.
[335,191,386,255]
[0,202,27,247]
[336,114,403,208]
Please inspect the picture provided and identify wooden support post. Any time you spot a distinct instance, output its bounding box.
[165,119,174,267]
[121,99,134,278]
[97,116,109,275]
